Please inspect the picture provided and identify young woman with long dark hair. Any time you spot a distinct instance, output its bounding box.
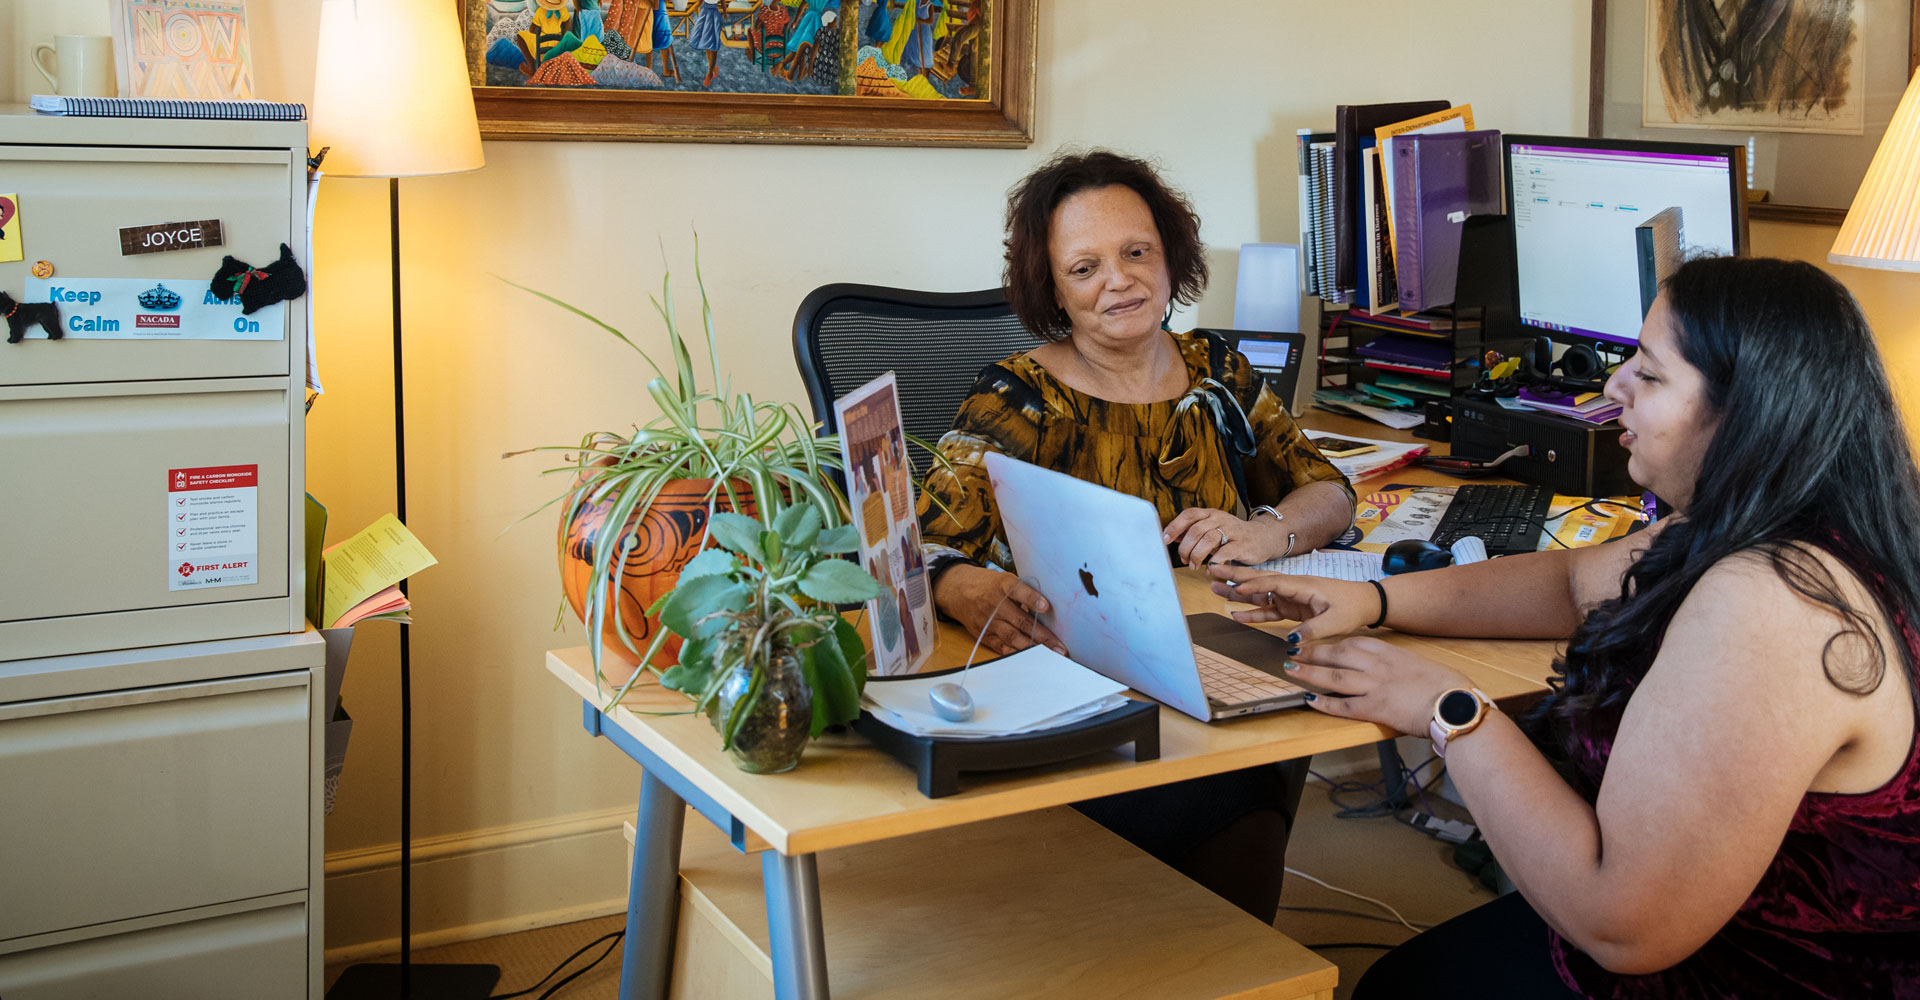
[1215,256,1920,997]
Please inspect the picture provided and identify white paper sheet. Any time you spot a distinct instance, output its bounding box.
[861,645,1129,739]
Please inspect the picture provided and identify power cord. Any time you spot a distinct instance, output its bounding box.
[489,929,624,1000]
[1282,867,1433,933]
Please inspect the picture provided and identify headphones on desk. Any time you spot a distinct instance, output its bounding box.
[1519,337,1606,392]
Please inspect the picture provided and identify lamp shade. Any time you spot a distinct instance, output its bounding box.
[1830,71,1920,271]
[311,0,485,179]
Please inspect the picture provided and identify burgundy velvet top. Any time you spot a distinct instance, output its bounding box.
[1547,638,1920,997]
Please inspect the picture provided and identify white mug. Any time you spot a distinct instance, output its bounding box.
[32,35,117,98]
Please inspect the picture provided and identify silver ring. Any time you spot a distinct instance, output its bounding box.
[1266,591,1276,606]
[1215,526,1229,546]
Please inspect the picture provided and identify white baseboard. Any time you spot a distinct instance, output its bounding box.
[323,804,634,963]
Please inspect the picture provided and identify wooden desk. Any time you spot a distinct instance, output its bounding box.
[549,580,1555,1000]
[552,409,1572,1000]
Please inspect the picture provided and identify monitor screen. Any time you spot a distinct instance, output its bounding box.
[1506,136,1746,347]
[1239,337,1293,372]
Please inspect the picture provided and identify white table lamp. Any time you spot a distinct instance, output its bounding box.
[1830,70,1920,271]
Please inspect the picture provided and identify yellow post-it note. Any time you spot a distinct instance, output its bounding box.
[0,194,21,264]
[322,514,437,629]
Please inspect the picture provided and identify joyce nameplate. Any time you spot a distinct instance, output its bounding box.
[120,220,224,256]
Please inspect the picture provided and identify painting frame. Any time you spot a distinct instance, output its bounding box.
[1590,0,1920,224]
[458,0,1035,147]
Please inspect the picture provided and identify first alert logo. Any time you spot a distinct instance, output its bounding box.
[178,561,195,577]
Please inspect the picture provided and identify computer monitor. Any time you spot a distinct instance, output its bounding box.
[1209,329,1307,413]
[1504,135,1748,348]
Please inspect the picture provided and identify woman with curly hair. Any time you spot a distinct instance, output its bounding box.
[915,148,1356,920]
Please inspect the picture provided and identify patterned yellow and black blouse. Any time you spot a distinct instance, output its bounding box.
[916,329,1355,572]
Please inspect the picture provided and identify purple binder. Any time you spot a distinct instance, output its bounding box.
[1392,130,1504,314]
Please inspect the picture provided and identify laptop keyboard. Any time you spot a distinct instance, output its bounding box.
[1195,646,1303,706]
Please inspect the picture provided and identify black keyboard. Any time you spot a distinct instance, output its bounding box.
[1429,484,1552,556]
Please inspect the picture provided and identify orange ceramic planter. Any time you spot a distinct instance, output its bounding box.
[558,478,762,670]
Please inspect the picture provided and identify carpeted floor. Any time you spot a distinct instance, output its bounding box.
[326,774,1496,1000]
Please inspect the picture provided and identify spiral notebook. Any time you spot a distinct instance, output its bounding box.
[30,95,305,121]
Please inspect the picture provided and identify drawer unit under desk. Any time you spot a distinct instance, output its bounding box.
[0,377,303,659]
[0,144,304,387]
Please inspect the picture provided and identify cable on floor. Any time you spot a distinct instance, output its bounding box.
[1283,867,1433,933]
[490,929,624,1000]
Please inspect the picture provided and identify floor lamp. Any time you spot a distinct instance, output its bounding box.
[313,1,490,996]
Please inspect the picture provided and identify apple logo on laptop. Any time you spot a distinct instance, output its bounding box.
[1079,565,1099,597]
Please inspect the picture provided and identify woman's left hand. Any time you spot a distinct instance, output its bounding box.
[1286,636,1474,736]
[1163,507,1287,568]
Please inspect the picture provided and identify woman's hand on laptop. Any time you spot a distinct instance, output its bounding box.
[933,564,1068,657]
[1284,638,1470,736]
[1206,567,1374,642]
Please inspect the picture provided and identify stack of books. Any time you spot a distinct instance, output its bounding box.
[1514,385,1622,424]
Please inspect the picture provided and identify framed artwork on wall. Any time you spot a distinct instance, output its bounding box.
[460,0,1035,147]
[1590,0,1920,223]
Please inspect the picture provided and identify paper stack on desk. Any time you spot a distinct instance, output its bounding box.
[861,645,1131,739]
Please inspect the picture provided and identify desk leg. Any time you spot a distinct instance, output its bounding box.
[619,770,686,1000]
[761,850,830,1000]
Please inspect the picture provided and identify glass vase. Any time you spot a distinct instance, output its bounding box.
[709,647,812,774]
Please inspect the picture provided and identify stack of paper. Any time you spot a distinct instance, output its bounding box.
[1514,386,1622,424]
[1307,431,1428,482]
[319,513,437,629]
[861,646,1131,739]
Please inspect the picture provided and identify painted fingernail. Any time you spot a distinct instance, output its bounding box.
[1283,661,1298,672]
[1286,646,1300,657]
[1303,692,1318,702]
[1286,632,1301,644]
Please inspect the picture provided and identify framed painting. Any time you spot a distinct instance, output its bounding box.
[1590,0,1919,223]
[460,0,1035,147]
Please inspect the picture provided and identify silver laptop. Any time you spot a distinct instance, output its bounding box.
[984,452,1309,722]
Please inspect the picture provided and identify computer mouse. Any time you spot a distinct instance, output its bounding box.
[1381,538,1454,575]
[929,682,975,722]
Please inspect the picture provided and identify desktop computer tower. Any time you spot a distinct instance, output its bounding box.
[1450,396,1640,498]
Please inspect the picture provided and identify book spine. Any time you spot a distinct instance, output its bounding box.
[1298,130,1320,299]
[1395,142,1423,314]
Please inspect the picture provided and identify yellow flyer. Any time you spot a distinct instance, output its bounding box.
[322,514,437,629]
[0,194,21,264]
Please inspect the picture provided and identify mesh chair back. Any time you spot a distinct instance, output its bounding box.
[793,284,1038,476]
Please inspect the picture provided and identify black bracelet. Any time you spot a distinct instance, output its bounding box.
[1367,578,1389,629]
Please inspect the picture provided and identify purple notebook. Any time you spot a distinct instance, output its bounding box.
[1392,130,1504,314]
[1353,332,1451,369]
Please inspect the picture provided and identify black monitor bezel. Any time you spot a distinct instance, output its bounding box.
[1502,134,1750,351]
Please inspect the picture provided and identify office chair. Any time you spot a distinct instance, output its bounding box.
[792,283,1038,476]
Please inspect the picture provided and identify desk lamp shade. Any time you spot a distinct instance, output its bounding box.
[1831,71,1920,271]
[311,0,485,179]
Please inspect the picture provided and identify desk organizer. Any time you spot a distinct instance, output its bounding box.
[854,673,1160,798]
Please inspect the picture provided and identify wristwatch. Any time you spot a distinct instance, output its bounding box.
[1428,688,1495,757]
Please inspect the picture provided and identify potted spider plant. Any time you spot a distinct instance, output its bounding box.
[654,502,881,772]
[507,259,858,699]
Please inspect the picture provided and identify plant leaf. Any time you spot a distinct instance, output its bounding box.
[798,559,883,604]
[777,502,822,551]
[677,547,737,582]
[832,616,870,699]
[659,575,747,637]
[706,511,764,555]
[760,529,783,564]
[814,524,860,554]
[805,623,862,732]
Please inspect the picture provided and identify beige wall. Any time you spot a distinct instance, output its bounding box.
[8,0,1913,958]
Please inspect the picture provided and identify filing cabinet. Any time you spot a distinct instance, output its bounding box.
[0,109,309,660]
[0,631,326,999]
[0,111,323,998]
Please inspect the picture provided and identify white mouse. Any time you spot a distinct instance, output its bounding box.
[929,682,974,722]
